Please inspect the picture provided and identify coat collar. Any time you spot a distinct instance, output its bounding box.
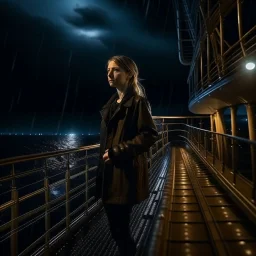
[101,86,136,110]
[100,86,136,121]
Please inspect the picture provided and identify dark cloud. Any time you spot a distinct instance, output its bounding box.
[63,6,112,30]
[0,0,190,133]
[1,0,175,53]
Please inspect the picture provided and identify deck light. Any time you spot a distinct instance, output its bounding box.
[245,62,255,70]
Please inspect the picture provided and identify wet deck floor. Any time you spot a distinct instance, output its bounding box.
[56,146,256,256]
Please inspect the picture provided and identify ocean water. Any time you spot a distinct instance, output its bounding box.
[0,134,101,255]
[0,134,101,209]
[0,134,100,160]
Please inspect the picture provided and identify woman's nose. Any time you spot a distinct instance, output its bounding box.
[108,72,113,78]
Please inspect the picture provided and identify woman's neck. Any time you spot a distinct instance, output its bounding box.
[116,84,129,102]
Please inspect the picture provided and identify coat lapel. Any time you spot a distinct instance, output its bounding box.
[100,93,118,122]
[109,88,135,122]
[100,87,136,123]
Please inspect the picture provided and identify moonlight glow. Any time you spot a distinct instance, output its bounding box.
[77,29,105,38]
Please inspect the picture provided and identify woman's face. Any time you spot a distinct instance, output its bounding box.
[107,60,130,89]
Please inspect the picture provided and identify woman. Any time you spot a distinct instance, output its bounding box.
[96,55,158,256]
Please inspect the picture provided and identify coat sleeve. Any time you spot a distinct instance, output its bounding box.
[108,97,158,160]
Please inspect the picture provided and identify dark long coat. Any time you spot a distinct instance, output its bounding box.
[96,87,158,205]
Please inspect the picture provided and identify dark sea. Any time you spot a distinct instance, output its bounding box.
[0,135,101,255]
[0,134,100,160]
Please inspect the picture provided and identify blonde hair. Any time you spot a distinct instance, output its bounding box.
[107,55,152,113]
[107,55,145,97]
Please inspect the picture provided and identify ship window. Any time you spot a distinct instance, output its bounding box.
[237,105,249,138]
[223,108,231,135]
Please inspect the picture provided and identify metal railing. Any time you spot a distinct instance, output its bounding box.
[0,145,100,256]
[2,115,255,256]
[190,24,256,102]
[164,121,256,204]
[188,0,256,102]
[0,118,170,256]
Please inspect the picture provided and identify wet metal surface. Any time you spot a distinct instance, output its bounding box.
[167,242,214,256]
[57,152,171,256]
[170,223,209,241]
[67,147,256,256]
[225,241,256,256]
[167,151,214,254]
[166,148,256,256]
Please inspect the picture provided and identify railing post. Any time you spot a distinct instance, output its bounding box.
[246,104,256,200]
[197,129,200,151]
[199,119,203,150]
[212,134,216,166]
[231,106,238,185]
[11,164,18,256]
[237,0,246,56]
[190,126,193,143]
[210,114,214,155]
[251,144,256,201]
[207,32,211,83]
[221,135,225,173]
[220,9,225,75]
[44,159,50,255]
[66,154,71,231]
[85,150,89,213]
[191,126,194,145]
[232,138,237,185]
[204,131,207,158]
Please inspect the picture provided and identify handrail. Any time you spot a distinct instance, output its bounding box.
[223,25,256,57]
[188,1,256,105]
[166,122,256,203]
[0,144,100,165]
[184,124,256,146]
[153,115,209,119]
[0,119,170,256]
[3,114,256,255]
[190,46,256,101]
[2,116,256,256]
[0,117,207,166]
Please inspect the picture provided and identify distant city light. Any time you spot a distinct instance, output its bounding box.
[245,62,255,70]
[0,132,100,136]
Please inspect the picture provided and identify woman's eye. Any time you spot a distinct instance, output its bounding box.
[107,69,119,74]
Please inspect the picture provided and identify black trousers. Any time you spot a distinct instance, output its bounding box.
[104,204,137,256]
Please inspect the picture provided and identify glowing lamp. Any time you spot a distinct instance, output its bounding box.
[245,62,255,70]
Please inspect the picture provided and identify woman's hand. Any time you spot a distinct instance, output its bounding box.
[103,149,112,164]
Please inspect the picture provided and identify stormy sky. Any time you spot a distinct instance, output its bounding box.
[0,0,189,133]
